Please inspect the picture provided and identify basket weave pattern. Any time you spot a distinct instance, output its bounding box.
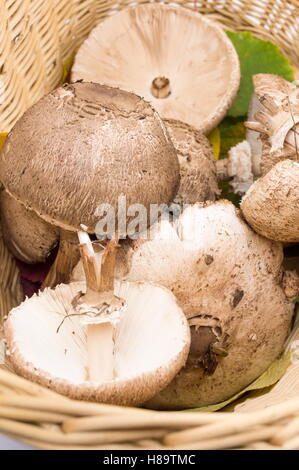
[0,0,299,450]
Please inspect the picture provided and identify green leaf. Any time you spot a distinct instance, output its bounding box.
[227,31,295,117]
[219,180,241,207]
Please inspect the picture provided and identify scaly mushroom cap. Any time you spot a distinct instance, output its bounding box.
[0,82,179,233]
[71,4,240,134]
[241,159,299,243]
[164,120,219,204]
[245,74,299,176]
[0,190,58,263]
[5,281,190,406]
[113,201,294,409]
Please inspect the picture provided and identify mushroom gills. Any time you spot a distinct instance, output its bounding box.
[245,74,299,176]
[5,280,190,404]
[71,4,240,133]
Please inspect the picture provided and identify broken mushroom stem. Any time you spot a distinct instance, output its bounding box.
[151,76,171,99]
[73,228,126,383]
[42,229,80,289]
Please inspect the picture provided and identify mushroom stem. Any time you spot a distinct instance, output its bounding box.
[75,229,124,383]
[151,77,171,99]
[86,322,114,382]
[42,230,80,289]
[77,229,102,293]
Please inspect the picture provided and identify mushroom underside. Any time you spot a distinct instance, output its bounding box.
[71,4,240,133]
[5,281,190,406]
[118,202,295,408]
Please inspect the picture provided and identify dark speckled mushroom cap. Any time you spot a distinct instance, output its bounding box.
[0,82,179,233]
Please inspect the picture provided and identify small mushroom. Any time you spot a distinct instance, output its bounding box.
[241,159,299,243]
[0,82,179,287]
[245,74,299,176]
[4,230,190,405]
[165,120,220,204]
[71,4,240,134]
[216,74,299,194]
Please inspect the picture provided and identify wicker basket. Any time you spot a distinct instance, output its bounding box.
[1,0,299,450]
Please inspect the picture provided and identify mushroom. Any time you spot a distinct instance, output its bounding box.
[0,82,180,287]
[4,230,190,405]
[245,74,299,176]
[0,190,58,263]
[113,201,296,409]
[241,159,299,243]
[71,4,240,134]
[73,229,125,383]
[165,120,219,204]
[72,201,298,408]
[216,74,299,195]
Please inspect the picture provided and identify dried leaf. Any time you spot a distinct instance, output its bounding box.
[61,56,74,84]
[207,127,221,160]
[186,350,291,413]
[0,133,8,152]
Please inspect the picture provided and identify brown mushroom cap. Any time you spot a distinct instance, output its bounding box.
[0,190,58,263]
[113,201,294,409]
[71,4,240,134]
[241,159,299,243]
[164,120,219,204]
[5,281,190,406]
[0,82,179,233]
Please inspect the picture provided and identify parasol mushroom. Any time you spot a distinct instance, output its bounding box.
[71,4,240,134]
[72,201,298,409]
[120,202,297,408]
[4,230,190,405]
[0,81,179,287]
